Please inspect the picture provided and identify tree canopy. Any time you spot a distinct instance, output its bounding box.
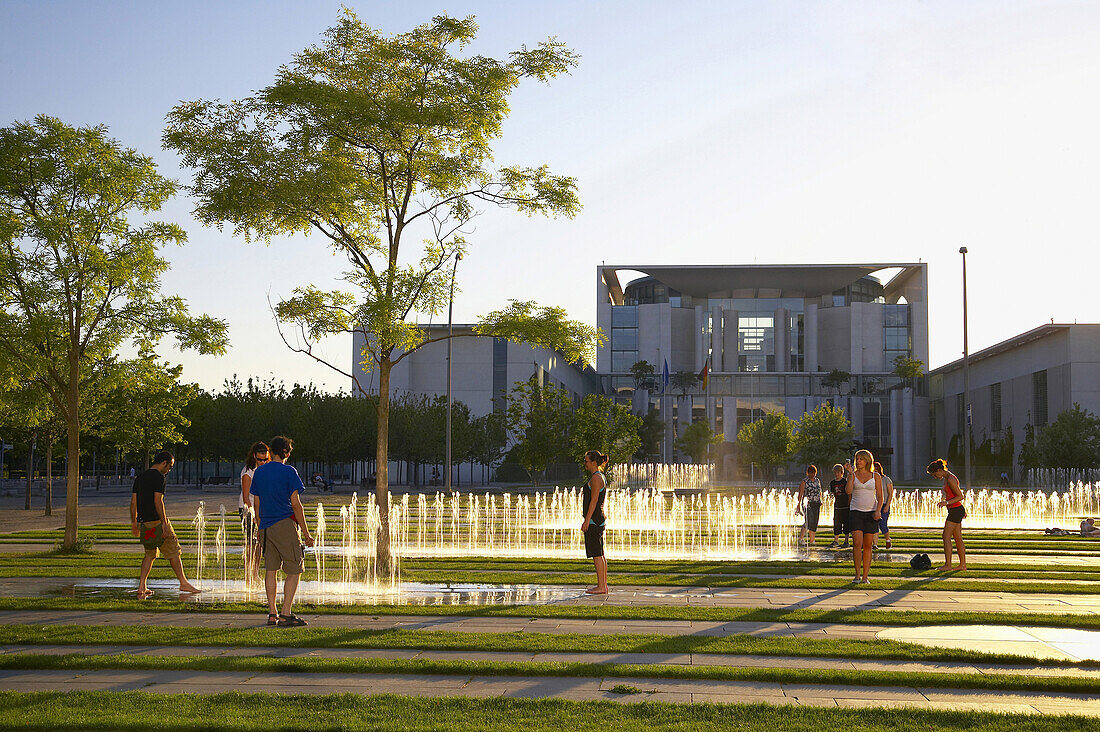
[791,403,854,472]
[736,411,794,484]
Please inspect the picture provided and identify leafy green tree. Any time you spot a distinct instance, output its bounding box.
[675,420,723,464]
[1036,404,1100,469]
[0,369,51,510]
[505,378,572,485]
[0,116,228,547]
[671,370,698,396]
[164,12,597,565]
[891,355,924,387]
[821,369,851,400]
[570,393,641,475]
[629,360,657,390]
[635,408,665,460]
[99,352,198,470]
[469,411,508,483]
[791,403,854,472]
[736,411,794,485]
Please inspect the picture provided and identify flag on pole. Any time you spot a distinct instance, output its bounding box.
[698,357,709,392]
[662,359,670,393]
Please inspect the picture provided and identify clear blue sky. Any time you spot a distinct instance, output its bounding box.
[3,1,1099,391]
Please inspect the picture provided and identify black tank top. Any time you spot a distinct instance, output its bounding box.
[582,471,606,527]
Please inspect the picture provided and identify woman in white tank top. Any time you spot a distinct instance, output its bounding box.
[845,449,883,584]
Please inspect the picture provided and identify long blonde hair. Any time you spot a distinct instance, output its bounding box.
[854,449,874,471]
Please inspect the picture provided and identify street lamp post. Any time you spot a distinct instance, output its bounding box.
[445,253,462,493]
[960,246,971,493]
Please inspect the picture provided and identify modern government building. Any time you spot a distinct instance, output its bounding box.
[356,262,936,482]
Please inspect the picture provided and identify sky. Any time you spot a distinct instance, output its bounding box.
[3,1,1099,392]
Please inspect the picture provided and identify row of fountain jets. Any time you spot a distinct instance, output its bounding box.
[191,466,1100,592]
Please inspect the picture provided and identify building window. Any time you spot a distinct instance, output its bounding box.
[790,313,804,372]
[738,314,774,372]
[956,393,964,439]
[883,304,911,369]
[990,382,1002,433]
[492,338,508,411]
[610,306,638,373]
[1033,370,1048,426]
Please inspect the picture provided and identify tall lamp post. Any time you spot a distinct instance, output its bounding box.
[445,253,462,493]
[960,246,971,493]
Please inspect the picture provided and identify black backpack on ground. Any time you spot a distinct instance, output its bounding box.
[910,553,932,571]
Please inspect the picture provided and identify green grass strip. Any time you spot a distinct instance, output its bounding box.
[2,597,1099,630]
[1,691,1096,731]
[1,623,1080,667]
[1,652,1097,695]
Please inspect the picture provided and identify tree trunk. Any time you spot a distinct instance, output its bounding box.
[25,436,35,511]
[375,359,393,572]
[63,372,81,548]
[45,441,53,516]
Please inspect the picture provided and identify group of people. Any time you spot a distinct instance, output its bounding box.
[793,453,968,581]
[132,437,315,627]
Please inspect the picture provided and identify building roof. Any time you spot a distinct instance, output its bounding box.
[601,263,924,302]
[929,323,1073,374]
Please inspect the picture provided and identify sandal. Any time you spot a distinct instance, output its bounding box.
[277,613,307,627]
[266,613,279,626]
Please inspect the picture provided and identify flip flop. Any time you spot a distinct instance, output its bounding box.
[278,614,307,627]
[584,588,609,595]
[266,613,280,626]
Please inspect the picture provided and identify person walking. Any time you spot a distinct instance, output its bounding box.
[240,442,269,585]
[249,435,315,626]
[130,450,201,598]
[581,449,610,595]
[795,465,823,545]
[828,464,850,549]
[927,459,967,571]
[845,449,883,584]
[873,461,894,550]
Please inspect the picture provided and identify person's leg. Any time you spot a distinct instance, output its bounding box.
[162,531,200,593]
[953,524,967,570]
[265,570,279,614]
[831,510,841,547]
[851,530,863,579]
[137,551,156,597]
[862,532,874,580]
[594,555,608,592]
[940,522,953,569]
[282,572,301,616]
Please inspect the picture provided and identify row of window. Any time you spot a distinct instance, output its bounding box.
[951,369,1048,442]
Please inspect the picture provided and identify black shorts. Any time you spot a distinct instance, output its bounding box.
[946,505,967,524]
[849,509,880,534]
[803,502,821,532]
[584,525,605,558]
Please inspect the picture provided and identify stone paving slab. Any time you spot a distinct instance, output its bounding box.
[2,668,1099,714]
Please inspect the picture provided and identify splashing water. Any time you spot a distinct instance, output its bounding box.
[191,501,206,581]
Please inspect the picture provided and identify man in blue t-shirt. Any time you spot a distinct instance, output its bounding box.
[248,435,314,627]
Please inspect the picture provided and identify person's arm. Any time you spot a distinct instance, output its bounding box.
[872,474,883,519]
[154,492,170,531]
[883,479,894,511]
[795,480,806,513]
[241,473,252,511]
[130,494,139,537]
[291,491,313,546]
[581,474,604,531]
[845,472,854,496]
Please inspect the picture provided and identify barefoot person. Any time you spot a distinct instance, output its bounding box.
[796,465,822,545]
[249,435,315,626]
[240,442,269,585]
[873,462,894,550]
[845,449,883,584]
[928,459,967,570]
[130,450,201,598]
[581,450,610,595]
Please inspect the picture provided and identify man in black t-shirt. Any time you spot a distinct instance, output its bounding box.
[129,450,201,598]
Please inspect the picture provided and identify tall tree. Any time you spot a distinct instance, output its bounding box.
[736,411,794,485]
[675,420,722,464]
[164,12,598,566]
[791,403,854,472]
[569,393,641,475]
[505,378,573,485]
[0,116,228,547]
[634,408,665,460]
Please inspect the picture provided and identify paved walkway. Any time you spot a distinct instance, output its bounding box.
[1,668,1096,714]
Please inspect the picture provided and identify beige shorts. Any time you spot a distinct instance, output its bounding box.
[139,521,181,560]
[260,517,304,575]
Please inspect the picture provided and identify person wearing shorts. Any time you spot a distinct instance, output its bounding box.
[581,450,609,595]
[928,459,967,570]
[250,436,314,626]
[795,465,822,545]
[829,464,850,548]
[846,450,883,584]
[129,450,200,598]
[873,461,894,550]
[240,442,269,584]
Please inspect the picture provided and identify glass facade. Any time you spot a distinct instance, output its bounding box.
[610,305,638,374]
[737,314,774,372]
[884,304,911,368]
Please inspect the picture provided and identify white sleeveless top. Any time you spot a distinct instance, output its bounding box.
[850,472,878,512]
[239,466,254,510]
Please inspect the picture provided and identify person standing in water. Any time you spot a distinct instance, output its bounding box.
[240,442,269,585]
[795,465,822,545]
[580,450,610,595]
[130,450,201,598]
[927,459,967,571]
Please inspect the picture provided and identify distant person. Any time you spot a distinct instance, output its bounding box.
[250,435,315,626]
[130,450,201,598]
[845,450,883,584]
[580,449,610,595]
[129,466,136,480]
[1000,471,1009,489]
[829,464,850,549]
[795,465,822,545]
[1081,518,1100,538]
[928,459,967,571]
[240,442,269,584]
[873,461,894,551]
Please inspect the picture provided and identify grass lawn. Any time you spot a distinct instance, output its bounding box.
[1,652,1098,694]
[3,597,1099,630]
[0,691,1096,731]
[3,623,1086,667]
